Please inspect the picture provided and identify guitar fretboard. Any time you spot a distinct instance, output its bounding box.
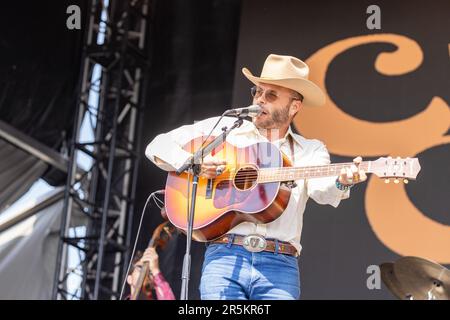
[257,161,371,183]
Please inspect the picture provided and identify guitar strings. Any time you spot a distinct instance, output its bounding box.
[185,161,374,183]
[205,162,371,183]
[215,163,367,176]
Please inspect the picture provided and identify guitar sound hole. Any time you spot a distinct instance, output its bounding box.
[233,166,258,191]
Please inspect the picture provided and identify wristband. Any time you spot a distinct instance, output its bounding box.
[335,178,353,191]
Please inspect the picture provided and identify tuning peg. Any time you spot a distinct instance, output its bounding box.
[403,179,409,184]
[394,179,400,184]
[384,178,390,184]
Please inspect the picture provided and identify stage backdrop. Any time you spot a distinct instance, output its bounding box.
[231,0,450,299]
[136,0,449,300]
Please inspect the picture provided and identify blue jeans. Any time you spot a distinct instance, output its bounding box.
[199,243,300,300]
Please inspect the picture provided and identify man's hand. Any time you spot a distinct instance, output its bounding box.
[141,247,160,275]
[338,156,367,186]
[198,155,227,179]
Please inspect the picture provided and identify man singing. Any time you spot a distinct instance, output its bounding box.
[145,54,367,299]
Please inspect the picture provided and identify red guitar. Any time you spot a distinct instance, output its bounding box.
[164,137,421,242]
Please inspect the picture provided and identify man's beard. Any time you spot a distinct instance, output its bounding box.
[254,102,291,129]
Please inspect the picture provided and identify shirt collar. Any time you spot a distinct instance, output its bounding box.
[235,120,304,149]
[285,126,303,148]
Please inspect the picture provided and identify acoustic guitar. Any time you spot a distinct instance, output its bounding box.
[164,136,421,242]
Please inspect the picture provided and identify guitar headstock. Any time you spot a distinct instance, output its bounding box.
[370,157,421,184]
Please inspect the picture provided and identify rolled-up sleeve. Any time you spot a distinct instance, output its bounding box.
[145,127,193,171]
[145,116,227,172]
[306,141,350,208]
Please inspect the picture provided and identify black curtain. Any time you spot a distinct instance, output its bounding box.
[133,0,242,300]
[0,1,87,187]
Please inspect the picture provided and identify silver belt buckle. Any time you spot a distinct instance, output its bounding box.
[242,234,267,253]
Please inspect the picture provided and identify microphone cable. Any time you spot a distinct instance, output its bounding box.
[118,189,165,300]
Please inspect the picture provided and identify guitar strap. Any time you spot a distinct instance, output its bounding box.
[288,134,295,164]
[284,134,299,190]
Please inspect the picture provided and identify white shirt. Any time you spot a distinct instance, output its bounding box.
[145,116,350,255]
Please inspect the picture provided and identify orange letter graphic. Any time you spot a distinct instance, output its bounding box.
[295,34,450,263]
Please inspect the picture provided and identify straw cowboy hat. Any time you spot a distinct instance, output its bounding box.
[242,54,326,107]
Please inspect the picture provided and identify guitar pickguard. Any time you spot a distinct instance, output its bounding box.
[213,179,252,209]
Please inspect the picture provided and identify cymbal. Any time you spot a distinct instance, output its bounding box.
[393,256,450,300]
[380,262,409,300]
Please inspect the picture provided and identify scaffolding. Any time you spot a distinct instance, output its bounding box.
[52,0,151,300]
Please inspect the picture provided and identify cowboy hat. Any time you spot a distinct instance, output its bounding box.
[242,54,326,107]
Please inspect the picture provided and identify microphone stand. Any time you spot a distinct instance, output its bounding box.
[178,116,245,300]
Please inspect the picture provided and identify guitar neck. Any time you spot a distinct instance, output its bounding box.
[258,161,371,183]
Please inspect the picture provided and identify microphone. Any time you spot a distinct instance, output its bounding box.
[223,105,262,118]
[176,105,261,175]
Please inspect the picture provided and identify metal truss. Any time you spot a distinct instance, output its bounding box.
[53,0,151,300]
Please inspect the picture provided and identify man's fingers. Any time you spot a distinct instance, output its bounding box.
[360,169,367,181]
[203,167,219,174]
[200,169,217,179]
[338,159,366,185]
[203,164,226,170]
[200,163,226,178]
[353,156,362,165]
[203,159,227,166]
[346,167,353,180]
[339,168,346,181]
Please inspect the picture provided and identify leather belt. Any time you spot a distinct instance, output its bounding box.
[211,234,298,257]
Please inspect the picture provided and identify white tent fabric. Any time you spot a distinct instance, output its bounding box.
[0,138,48,213]
[0,198,62,299]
